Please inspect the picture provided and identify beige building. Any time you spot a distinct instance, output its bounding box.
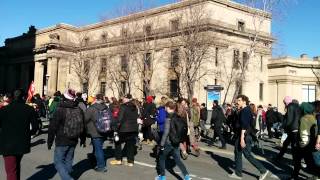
[0,0,274,105]
[268,55,320,112]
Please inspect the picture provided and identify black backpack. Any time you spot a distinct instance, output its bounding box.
[169,115,188,146]
[63,107,84,138]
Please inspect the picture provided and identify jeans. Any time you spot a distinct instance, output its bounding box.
[92,137,106,169]
[3,155,23,180]
[214,126,226,147]
[114,132,137,163]
[54,146,75,180]
[234,135,266,176]
[159,143,189,177]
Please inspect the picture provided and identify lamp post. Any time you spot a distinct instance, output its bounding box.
[45,74,50,95]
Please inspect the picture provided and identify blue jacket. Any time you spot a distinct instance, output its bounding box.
[156,106,167,133]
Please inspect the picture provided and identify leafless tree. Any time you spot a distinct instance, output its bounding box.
[169,3,215,102]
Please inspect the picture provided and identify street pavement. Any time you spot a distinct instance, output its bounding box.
[0,133,311,180]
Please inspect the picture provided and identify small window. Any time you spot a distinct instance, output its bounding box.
[144,25,152,36]
[233,49,240,69]
[170,19,179,31]
[215,47,219,66]
[260,56,263,72]
[100,82,106,95]
[84,37,89,45]
[84,60,90,73]
[242,52,249,69]
[121,28,128,37]
[121,55,128,72]
[259,83,264,101]
[171,49,179,67]
[214,79,217,85]
[238,21,245,32]
[121,81,126,95]
[144,53,151,69]
[170,80,178,97]
[101,32,108,42]
[101,58,107,72]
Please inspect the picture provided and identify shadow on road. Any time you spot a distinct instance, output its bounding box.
[26,164,57,180]
[31,138,46,147]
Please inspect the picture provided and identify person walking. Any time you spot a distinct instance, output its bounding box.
[190,98,201,141]
[0,89,38,180]
[229,95,269,180]
[142,96,157,145]
[110,94,139,167]
[155,101,191,180]
[211,100,226,149]
[200,103,208,137]
[47,89,86,180]
[84,94,110,172]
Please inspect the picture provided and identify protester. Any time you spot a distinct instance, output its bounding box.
[229,95,269,180]
[142,96,157,145]
[256,105,266,138]
[48,91,62,120]
[211,100,226,149]
[47,89,86,180]
[85,94,109,172]
[199,103,208,137]
[155,101,191,180]
[266,104,276,139]
[0,89,38,180]
[110,94,138,167]
[190,98,201,141]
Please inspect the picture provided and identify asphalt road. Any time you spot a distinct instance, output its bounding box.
[0,133,311,180]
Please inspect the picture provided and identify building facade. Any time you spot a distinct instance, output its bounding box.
[0,0,273,105]
[268,55,320,113]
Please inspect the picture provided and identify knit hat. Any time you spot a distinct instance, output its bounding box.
[64,89,76,100]
[146,96,153,103]
[283,96,293,106]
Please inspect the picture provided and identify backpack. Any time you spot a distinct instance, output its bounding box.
[169,115,188,146]
[95,107,113,133]
[63,107,84,138]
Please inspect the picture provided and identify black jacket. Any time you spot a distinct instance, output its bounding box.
[118,101,138,133]
[0,100,38,155]
[211,106,226,128]
[200,107,208,121]
[47,100,85,147]
[142,102,157,126]
[283,102,301,133]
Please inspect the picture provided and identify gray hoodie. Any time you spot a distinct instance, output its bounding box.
[85,101,108,138]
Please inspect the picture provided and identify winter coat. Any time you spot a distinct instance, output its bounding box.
[0,100,38,155]
[299,114,317,148]
[211,106,226,128]
[47,100,85,147]
[190,105,200,127]
[49,96,61,118]
[142,102,157,126]
[85,102,108,138]
[118,101,139,133]
[200,107,208,121]
[283,102,302,133]
[156,106,167,133]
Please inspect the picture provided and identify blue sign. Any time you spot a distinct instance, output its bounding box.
[207,91,220,109]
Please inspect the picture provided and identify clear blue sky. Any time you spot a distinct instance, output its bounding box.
[0,0,319,58]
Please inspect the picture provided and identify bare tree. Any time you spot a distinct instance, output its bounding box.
[169,3,215,102]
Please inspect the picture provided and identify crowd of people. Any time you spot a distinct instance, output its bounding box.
[0,89,319,180]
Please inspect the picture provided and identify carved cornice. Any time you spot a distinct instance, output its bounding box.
[268,62,320,69]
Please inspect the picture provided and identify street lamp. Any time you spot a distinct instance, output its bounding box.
[45,74,50,95]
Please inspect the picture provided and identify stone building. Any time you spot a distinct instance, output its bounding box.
[268,55,320,113]
[0,0,273,105]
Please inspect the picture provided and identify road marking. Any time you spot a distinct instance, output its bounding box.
[134,161,212,180]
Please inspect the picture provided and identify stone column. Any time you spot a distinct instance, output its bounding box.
[34,61,44,95]
[47,57,59,96]
[57,58,67,92]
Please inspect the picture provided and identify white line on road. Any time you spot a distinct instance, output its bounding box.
[134,160,212,180]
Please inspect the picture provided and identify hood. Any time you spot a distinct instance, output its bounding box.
[59,100,78,108]
[283,96,293,106]
[146,96,153,104]
[92,102,108,111]
[300,102,314,115]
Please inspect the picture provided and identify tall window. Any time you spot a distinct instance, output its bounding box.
[242,52,249,69]
[171,49,179,67]
[260,56,263,72]
[121,81,126,95]
[121,28,128,37]
[170,80,178,97]
[144,25,152,36]
[302,85,316,102]
[121,55,128,72]
[144,52,151,68]
[100,82,106,95]
[259,83,264,101]
[101,32,108,42]
[101,58,107,72]
[170,19,179,31]
[84,37,89,46]
[238,21,245,31]
[215,47,219,66]
[233,49,240,69]
[84,60,90,73]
